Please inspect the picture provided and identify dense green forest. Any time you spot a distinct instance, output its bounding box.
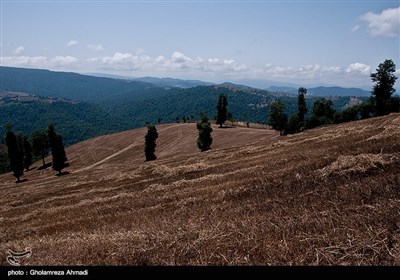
[103,85,361,127]
[0,101,131,146]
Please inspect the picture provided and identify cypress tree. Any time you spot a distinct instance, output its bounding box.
[5,127,24,182]
[216,94,228,128]
[370,59,398,116]
[32,130,49,167]
[197,113,213,151]
[47,122,56,148]
[22,135,32,171]
[268,101,288,135]
[297,87,308,129]
[52,133,66,175]
[144,124,158,161]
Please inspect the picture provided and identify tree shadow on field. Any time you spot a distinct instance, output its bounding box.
[218,125,236,129]
[37,162,52,170]
[15,179,28,184]
[55,171,70,176]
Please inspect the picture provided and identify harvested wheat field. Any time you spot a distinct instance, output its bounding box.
[1,115,399,265]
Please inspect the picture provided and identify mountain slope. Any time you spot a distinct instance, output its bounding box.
[0,66,166,103]
[1,114,399,265]
[0,95,131,146]
[134,77,214,88]
[308,86,370,97]
[267,86,370,97]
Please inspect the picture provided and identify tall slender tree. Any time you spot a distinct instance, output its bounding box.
[47,122,56,148]
[32,130,49,167]
[52,133,66,175]
[297,87,308,127]
[370,59,398,116]
[197,113,213,151]
[268,101,287,135]
[22,135,32,171]
[5,126,24,182]
[216,94,228,128]
[144,124,158,161]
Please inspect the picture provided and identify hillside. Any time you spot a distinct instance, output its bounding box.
[0,114,399,265]
[1,67,362,147]
[267,86,370,97]
[134,77,214,88]
[0,66,167,103]
[0,95,130,146]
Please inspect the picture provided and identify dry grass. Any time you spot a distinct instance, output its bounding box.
[0,115,399,265]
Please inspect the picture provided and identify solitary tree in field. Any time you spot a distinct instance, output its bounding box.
[5,126,24,182]
[197,113,213,151]
[32,130,49,167]
[370,59,398,116]
[268,101,287,135]
[144,124,158,161]
[22,135,32,171]
[52,134,66,175]
[216,94,228,128]
[47,122,57,148]
[297,87,308,127]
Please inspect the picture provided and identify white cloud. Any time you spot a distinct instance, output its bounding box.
[67,40,78,47]
[1,55,79,69]
[351,25,360,32]
[87,44,104,51]
[0,49,377,87]
[13,46,25,55]
[171,51,192,63]
[51,56,79,66]
[345,63,371,75]
[360,7,400,37]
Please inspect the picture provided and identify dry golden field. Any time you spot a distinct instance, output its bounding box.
[0,115,399,265]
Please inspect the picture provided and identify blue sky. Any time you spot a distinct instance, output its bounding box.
[1,0,399,88]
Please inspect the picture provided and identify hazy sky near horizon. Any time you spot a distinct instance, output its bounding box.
[1,0,399,88]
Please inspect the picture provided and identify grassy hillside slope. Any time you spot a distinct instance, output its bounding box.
[0,115,399,265]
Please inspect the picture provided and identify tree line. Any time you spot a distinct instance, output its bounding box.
[268,59,399,135]
[4,123,67,182]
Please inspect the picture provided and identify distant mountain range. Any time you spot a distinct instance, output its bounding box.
[85,72,214,88]
[267,86,371,97]
[134,77,214,88]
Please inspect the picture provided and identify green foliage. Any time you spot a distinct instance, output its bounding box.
[216,94,228,127]
[52,134,66,175]
[197,113,213,151]
[306,98,336,129]
[268,101,287,135]
[144,124,158,161]
[286,114,300,135]
[334,106,360,124]
[371,59,398,116]
[359,101,375,119]
[0,144,10,174]
[6,129,24,182]
[32,130,49,166]
[47,123,57,148]
[0,101,130,147]
[22,135,33,170]
[297,87,308,126]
